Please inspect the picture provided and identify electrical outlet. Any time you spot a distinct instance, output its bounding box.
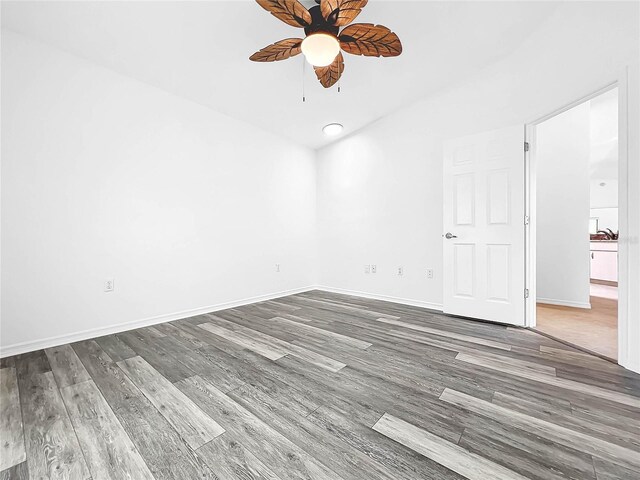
[364,265,370,274]
[427,269,434,279]
[371,265,377,274]
[397,266,403,276]
[275,264,280,273]
[104,278,115,292]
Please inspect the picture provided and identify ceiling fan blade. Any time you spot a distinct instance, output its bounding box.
[250,38,303,62]
[256,0,312,28]
[320,0,368,26]
[339,23,402,57]
[314,52,344,88]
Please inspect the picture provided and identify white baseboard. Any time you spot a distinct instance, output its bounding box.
[0,285,316,358]
[537,298,592,309]
[1,285,444,358]
[315,285,443,312]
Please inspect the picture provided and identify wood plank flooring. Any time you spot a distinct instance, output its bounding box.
[1,290,639,479]
[537,293,618,360]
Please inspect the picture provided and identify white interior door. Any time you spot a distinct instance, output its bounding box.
[443,125,525,325]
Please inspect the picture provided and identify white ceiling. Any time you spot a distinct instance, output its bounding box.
[1,1,560,149]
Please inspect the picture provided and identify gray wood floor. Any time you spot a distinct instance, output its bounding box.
[1,290,639,479]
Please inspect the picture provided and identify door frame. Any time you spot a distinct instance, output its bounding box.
[524,78,628,366]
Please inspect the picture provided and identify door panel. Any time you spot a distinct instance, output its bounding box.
[453,244,475,297]
[454,174,475,225]
[486,244,511,302]
[443,125,525,325]
[487,169,510,225]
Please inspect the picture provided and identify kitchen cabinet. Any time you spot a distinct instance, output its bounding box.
[590,241,618,283]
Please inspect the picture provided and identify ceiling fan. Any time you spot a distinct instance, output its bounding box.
[250,0,402,88]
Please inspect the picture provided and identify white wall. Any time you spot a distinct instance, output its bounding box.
[590,87,619,233]
[591,208,618,233]
[316,1,639,312]
[536,103,591,308]
[591,179,619,210]
[1,31,317,354]
[316,121,444,309]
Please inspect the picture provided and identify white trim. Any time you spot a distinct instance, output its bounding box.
[0,285,316,358]
[1,285,445,358]
[316,285,443,312]
[525,123,537,328]
[536,298,592,309]
[617,67,630,370]
[526,83,618,126]
[617,63,640,374]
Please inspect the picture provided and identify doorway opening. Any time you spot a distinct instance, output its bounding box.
[528,87,619,360]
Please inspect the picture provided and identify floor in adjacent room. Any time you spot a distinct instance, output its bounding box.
[1,290,639,480]
[536,283,618,360]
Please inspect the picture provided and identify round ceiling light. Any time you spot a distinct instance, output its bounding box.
[301,33,340,67]
[323,123,343,136]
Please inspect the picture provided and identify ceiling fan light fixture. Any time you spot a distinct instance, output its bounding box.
[301,33,340,67]
[251,0,402,88]
[323,123,343,136]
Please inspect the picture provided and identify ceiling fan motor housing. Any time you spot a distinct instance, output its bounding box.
[305,5,339,36]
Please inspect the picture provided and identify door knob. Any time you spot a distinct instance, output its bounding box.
[444,232,458,239]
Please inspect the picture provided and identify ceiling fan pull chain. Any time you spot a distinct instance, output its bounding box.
[338,78,341,93]
[302,58,306,103]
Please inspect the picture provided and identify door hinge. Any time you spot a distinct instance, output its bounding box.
[524,141,530,152]
[525,288,530,299]
[524,215,530,225]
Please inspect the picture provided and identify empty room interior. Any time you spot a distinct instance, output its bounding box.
[1,1,639,480]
